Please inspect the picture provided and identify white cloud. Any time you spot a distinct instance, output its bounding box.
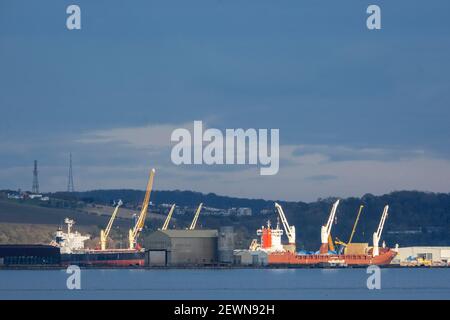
[77,122,194,149]
[4,123,449,202]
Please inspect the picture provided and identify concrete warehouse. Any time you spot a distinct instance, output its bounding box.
[144,229,219,266]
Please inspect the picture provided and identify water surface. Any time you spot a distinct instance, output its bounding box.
[0,268,449,299]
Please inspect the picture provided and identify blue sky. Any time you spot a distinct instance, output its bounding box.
[1,0,450,201]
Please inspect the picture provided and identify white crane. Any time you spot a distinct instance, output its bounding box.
[100,199,123,250]
[320,199,340,254]
[189,203,203,230]
[372,205,389,257]
[128,168,155,250]
[274,202,296,245]
[161,204,176,231]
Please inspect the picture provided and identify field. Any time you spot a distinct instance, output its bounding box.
[0,199,167,246]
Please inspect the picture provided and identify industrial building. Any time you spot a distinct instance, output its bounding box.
[145,229,219,266]
[234,250,268,266]
[145,227,236,266]
[218,226,235,264]
[392,246,450,265]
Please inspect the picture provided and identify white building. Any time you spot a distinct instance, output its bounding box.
[237,207,252,216]
[260,208,274,215]
[392,246,450,265]
[233,250,268,266]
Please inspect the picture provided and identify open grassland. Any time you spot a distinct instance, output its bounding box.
[0,199,134,228]
[0,222,98,245]
[0,199,167,246]
[84,203,168,221]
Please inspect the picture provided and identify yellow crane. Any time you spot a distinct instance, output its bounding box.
[100,199,123,250]
[189,203,203,230]
[335,205,364,252]
[328,234,335,252]
[128,168,155,250]
[161,204,176,231]
[249,239,260,251]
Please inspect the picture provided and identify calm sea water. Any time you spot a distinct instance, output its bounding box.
[0,268,449,300]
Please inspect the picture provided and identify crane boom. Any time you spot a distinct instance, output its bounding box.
[320,199,340,253]
[348,205,364,245]
[189,203,203,230]
[100,200,123,250]
[162,204,176,231]
[128,168,155,249]
[373,205,389,257]
[328,234,335,252]
[274,202,296,244]
[326,200,340,235]
[376,205,389,239]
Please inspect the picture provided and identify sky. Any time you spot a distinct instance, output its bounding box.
[1,0,450,201]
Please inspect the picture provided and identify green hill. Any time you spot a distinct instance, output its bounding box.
[1,190,449,250]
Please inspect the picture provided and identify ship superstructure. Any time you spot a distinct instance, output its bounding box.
[51,218,90,254]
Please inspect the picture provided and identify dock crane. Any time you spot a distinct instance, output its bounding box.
[189,203,203,230]
[249,239,260,251]
[128,168,155,250]
[328,234,336,252]
[373,205,389,257]
[100,199,123,250]
[320,199,340,254]
[161,204,176,231]
[335,205,364,253]
[274,203,296,246]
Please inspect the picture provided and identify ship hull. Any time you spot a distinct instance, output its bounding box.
[61,250,145,267]
[268,248,397,266]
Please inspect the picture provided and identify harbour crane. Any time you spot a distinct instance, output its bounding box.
[100,199,123,250]
[328,234,336,252]
[249,239,260,251]
[347,204,364,245]
[335,205,364,253]
[189,203,203,230]
[128,168,155,250]
[320,199,340,254]
[372,205,389,257]
[274,202,296,245]
[161,204,176,231]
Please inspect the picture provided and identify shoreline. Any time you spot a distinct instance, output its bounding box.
[1,264,449,271]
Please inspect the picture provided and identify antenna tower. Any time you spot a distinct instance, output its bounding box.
[67,153,75,192]
[32,160,39,194]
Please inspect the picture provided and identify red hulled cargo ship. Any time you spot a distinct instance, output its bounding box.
[267,248,397,266]
[60,249,145,267]
[51,218,145,267]
[250,200,397,266]
[51,169,155,267]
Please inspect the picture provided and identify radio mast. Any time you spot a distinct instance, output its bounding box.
[67,153,75,192]
[32,160,39,194]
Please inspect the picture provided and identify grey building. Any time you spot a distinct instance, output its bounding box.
[218,226,235,264]
[233,250,268,266]
[145,229,218,266]
[392,246,450,265]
